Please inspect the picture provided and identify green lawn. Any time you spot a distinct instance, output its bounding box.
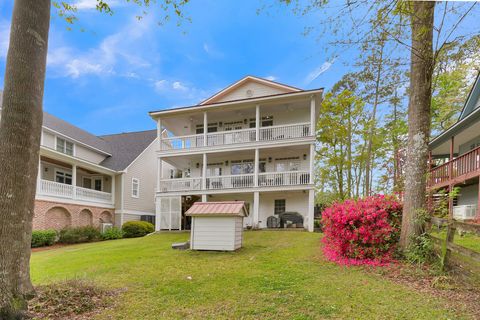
[31,231,467,319]
[431,229,480,252]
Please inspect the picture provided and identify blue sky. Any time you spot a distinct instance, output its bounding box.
[0,1,345,135]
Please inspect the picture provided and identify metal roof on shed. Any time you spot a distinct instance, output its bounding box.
[185,201,249,217]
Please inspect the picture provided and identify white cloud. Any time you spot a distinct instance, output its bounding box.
[202,42,223,58]
[172,81,187,91]
[0,20,10,59]
[74,0,120,10]
[265,75,277,81]
[304,59,335,84]
[154,80,168,91]
[47,13,154,79]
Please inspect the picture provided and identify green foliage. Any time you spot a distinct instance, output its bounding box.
[58,226,102,244]
[31,230,57,248]
[101,227,124,240]
[122,221,154,238]
[432,186,461,218]
[404,209,435,265]
[317,82,369,200]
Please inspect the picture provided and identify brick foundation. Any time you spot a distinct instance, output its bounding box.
[33,200,114,230]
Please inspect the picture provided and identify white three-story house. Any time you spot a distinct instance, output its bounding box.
[149,76,322,232]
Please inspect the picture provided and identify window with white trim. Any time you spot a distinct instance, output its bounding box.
[55,169,72,185]
[56,137,74,156]
[131,178,139,198]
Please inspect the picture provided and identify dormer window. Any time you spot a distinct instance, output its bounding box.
[56,137,74,156]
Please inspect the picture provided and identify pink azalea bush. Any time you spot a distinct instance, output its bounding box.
[321,195,402,266]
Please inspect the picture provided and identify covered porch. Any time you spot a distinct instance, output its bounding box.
[37,155,115,206]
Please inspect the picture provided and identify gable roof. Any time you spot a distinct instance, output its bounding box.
[98,129,157,171]
[199,76,302,105]
[43,112,112,155]
[459,72,480,120]
[185,201,249,217]
[430,72,480,149]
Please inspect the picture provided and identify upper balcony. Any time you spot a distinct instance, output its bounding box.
[429,145,480,189]
[151,89,321,154]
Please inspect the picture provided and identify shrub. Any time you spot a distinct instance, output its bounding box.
[321,195,402,266]
[101,227,124,240]
[122,221,154,238]
[58,226,102,244]
[31,230,57,248]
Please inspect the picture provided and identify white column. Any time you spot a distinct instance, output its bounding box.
[310,95,316,136]
[157,118,162,150]
[111,174,116,205]
[202,194,207,202]
[253,191,260,229]
[308,189,314,232]
[254,148,259,187]
[72,164,77,199]
[37,158,42,191]
[203,111,208,147]
[157,158,163,192]
[202,153,207,190]
[255,105,260,141]
[309,143,315,184]
[155,196,161,231]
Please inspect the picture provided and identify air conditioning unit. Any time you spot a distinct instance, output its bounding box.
[100,223,113,233]
[453,205,477,221]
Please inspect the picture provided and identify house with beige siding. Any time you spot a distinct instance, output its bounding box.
[150,76,322,232]
[0,91,168,230]
[428,73,480,221]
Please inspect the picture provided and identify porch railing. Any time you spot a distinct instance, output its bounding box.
[160,122,311,151]
[37,179,113,205]
[258,171,310,187]
[429,146,480,187]
[159,171,312,192]
[159,177,202,192]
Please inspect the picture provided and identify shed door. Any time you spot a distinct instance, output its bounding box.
[159,196,181,230]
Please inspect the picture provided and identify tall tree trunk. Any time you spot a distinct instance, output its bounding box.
[399,1,435,251]
[347,103,352,198]
[0,0,51,317]
[364,42,384,197]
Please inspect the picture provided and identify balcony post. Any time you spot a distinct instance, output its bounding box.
[255,105,260,141]
[308,189,314,232]
[203,111,208,147]
[253,191,260,229]
[449,136,454,180]
[111,174,115,205]
[448,184,454,219]
[157,157,163,192]
[477,182,480,221]
[254,148,259,187]
[309,143,315,184]
[72,164,77,199]
[310,95,316,136]
[157,117,162,151]
[37,157,41,191]
[202,153,207,190]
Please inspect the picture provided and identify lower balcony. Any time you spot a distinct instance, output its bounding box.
[37,179,113,205]
[158,171,311,193]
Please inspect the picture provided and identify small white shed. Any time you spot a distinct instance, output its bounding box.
[186,201,249,251]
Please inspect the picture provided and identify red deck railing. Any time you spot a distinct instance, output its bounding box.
[429,145,480,188]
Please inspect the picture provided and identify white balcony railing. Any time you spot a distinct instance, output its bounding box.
[37,179,113,205]
[258,171,310,187]
[160,122,311,151]
[206,174,255,190]
[259,123,310,142]
[159,177,202,192]
[159,171,311,193]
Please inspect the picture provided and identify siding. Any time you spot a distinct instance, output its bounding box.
[191,217,236,250]
[234,217,243,249]
[457,184,479,206]
[75,144,107,164]
[459,135,480,156]
[123,138,158,214]
[41,131,56,149]
[215,82,291,103]
[258,192,308,228]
